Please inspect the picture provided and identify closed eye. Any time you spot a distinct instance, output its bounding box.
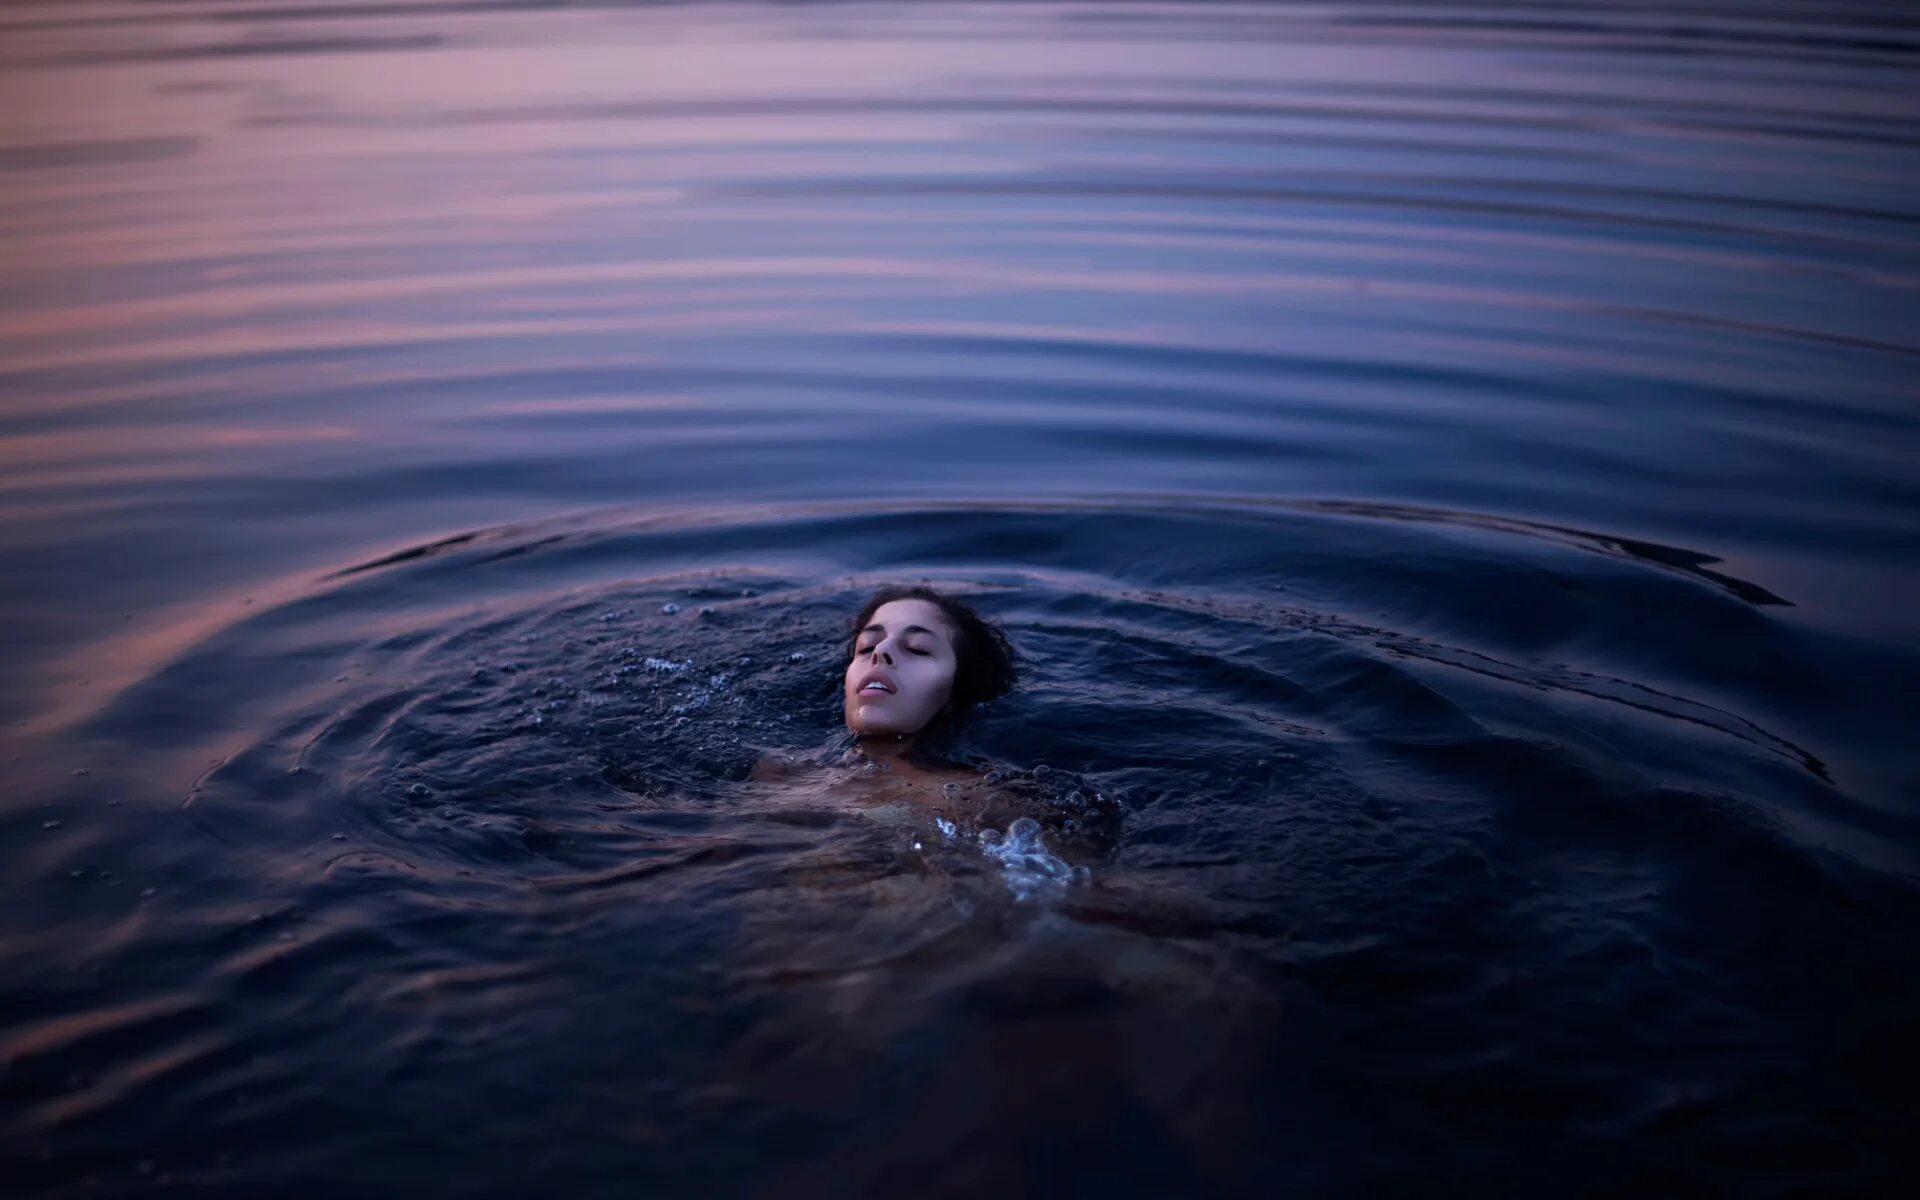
[855,642,932,656]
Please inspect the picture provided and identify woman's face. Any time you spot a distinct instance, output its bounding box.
[843,598,958,736]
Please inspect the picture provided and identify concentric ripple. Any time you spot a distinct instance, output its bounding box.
[7,498,1916,1195]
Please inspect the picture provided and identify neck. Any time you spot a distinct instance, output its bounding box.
[850,730,937,772]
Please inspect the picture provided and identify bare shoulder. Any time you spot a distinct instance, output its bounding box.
[747,750,808,783]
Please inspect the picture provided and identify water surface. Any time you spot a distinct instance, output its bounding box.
[2,2,1917,1196]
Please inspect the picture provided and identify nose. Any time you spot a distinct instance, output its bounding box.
[868,640,894,664]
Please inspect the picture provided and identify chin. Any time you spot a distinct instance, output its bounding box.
[845,704,920,736]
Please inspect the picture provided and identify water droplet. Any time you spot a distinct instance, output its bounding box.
[661,603,681,615]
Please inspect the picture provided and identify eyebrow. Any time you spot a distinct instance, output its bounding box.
[858,623,941,640]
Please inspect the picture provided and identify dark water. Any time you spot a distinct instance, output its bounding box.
[3,2,1918,1196]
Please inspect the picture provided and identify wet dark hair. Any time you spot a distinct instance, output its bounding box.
[847,585,1017,733]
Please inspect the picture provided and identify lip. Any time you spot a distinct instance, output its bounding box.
[855,670,897,697]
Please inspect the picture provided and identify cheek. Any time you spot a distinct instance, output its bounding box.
[912,661,957,706]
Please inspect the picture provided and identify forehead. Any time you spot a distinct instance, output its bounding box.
[863,598,953,641]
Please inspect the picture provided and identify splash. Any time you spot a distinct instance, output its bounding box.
[979,816,1087,903]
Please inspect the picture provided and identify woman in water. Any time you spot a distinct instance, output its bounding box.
[750,584,1116,899]
[750,584,1017,802]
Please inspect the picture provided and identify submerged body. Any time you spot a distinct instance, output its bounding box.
[745,744,1104,908]
[748,743,1009,833]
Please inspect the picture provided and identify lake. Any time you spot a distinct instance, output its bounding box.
[2,2,1917,1196]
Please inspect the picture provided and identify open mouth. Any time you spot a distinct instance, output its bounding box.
[859,680,895,694]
